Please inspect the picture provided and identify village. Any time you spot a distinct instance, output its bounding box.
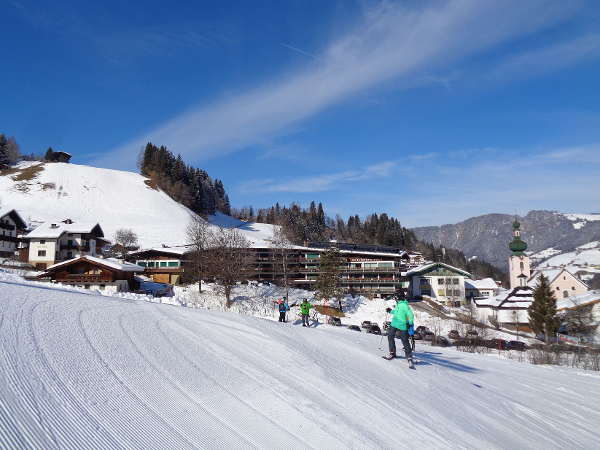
[2,199,599,354]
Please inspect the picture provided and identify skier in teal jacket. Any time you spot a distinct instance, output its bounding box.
[386,295,415,366]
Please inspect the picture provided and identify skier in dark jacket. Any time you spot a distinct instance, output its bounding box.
[278,299,290,322]
[386,295,415,367]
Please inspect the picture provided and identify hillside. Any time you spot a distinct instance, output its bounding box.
[1,271,600,449]
[411,210,600,271]
[0,162,276,248]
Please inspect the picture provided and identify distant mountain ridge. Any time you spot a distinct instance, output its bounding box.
[411,210,600,270]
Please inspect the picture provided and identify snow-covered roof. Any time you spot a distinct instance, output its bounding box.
[474,286,534,309]
[464,278,498,290]
[406,262,471,277]
[0,208,27,229]
[45,255,142,272]
[26,221,104,239]
[133,247,194,257]
[557,289,600,311]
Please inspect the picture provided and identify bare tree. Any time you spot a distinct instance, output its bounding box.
[5,136,21,166]
[270,226,293,302]
[109,228,139,260]
[185,216,212,292]
[207,226,255,307]
[562,300,597,341]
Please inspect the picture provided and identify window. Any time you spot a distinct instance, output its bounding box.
[160,262,167,267]
[438,289,445,296]
[40,239,46,244]
[419,278,430,286]
[453,278,459,285]
[168,262,178,267]
[563,291,569,298]
[421,289,431,296]
[100,284,105,290]
[38,250,46,257]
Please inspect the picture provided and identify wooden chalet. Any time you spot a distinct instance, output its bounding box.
[133,247,194,285]
[42,255,142,292]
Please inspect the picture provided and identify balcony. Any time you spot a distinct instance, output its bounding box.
[0,223,16,231]
[55,272,113,282]
[60,244,91,252]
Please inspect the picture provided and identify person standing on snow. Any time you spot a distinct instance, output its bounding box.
[300,299,311,327]
[386,294,415,367]
[278,299,290,322]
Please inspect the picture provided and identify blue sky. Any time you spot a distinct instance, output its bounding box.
[2,0,600,227]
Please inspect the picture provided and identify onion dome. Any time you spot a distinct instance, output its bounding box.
[509,217,527,255]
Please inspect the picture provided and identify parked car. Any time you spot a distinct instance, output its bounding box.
[413,331,423,340]
[348,325,361,332]
[422,331,435,341]
[465,330,479,340]
[485,338,508,350]
[448,330,460,340]
[432,336,450,347]
[416,325,429,334]
[369,324,382,335]
[361,321,372,331]
[506,340,526,351]
[328,317,342,326]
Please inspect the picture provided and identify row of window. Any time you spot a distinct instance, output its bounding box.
[137,261,180,268]
[419,277,460,286]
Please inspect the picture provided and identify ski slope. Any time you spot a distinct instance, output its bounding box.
[0,162,277,249]
[1,274,599,449]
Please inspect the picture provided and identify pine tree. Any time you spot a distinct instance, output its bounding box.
[313,245,346,311]
[529,274,560,344]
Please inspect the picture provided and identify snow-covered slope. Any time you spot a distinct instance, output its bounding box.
[0,162,276,248]
[531,241,600,281]
[1,274,599,449]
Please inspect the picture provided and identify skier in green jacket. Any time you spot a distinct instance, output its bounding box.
[300,298,311,327]
[386,294,415,367]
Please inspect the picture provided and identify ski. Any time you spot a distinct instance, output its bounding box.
[382,355,399,360]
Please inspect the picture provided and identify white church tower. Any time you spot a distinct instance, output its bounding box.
[509,216,530,289]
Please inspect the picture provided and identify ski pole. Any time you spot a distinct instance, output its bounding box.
[378,333,385,350]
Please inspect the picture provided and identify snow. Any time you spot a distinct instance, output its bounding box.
[0,162,277,249]
[563,213,600,222]
[2,272,600,449]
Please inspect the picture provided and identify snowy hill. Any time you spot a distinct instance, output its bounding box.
[530,241,600,282]
[0,162,276,248]
[1,272,600,449]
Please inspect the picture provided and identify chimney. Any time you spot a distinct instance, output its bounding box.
[50,223,57,229]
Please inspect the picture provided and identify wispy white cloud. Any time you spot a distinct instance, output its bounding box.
[388,144,600,226]
[491,33,600,78]
[93,0,586,169]
[235,160,401,194]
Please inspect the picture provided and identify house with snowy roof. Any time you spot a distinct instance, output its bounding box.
[473,286,534,331]
[25,220,106,270]
[464,278,500,300]
[528,268,588,299]
[41,255,142,292]
[406,262,471,306]
[0,208,27,258]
